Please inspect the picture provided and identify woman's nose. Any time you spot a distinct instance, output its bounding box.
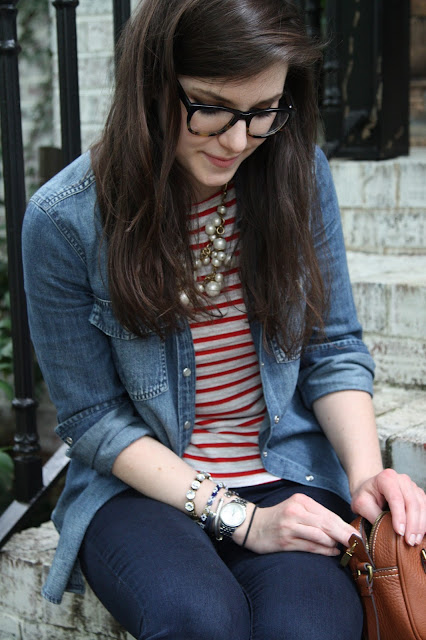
[218,120,248,154]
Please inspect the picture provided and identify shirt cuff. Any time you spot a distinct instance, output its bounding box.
[56,400,154,475]
[298,351,375,409]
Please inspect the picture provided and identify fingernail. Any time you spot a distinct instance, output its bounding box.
[409,534,416,547]
[399,524,405,537]
[416,534,423,546]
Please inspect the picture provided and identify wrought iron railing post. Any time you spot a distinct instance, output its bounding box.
[52,0,81,166]
[322,0,409,160]
[321,0,344,157]
[304,0,322,39]
[113,0,131,69]
[0,0,42,502]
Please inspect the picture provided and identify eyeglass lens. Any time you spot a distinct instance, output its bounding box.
[190,108,290,136]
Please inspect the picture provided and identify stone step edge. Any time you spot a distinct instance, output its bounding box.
[364,334,426,389]
[373,385,426,489]
[347,253,426,343]
[330,148,426,210]
[347,251,426,284]
[341,209,426,256]
[0,520,131,640]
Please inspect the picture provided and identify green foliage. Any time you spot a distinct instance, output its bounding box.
[17,0,50,52]
[0,447,13,511]
[0,231,13,402]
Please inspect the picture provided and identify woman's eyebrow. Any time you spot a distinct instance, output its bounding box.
[189,86,284,108]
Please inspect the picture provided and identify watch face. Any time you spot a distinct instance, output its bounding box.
[221,501,246,527]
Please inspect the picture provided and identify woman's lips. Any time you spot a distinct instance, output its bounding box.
[204,153,239,168]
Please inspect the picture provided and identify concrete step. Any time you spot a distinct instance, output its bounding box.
[331,148,426,255]
[0,521,131,640]
[340,208,426,255]
[347,252,426,387]
[331,147,426,211]
[373,385,426,489]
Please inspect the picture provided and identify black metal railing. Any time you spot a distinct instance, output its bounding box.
[320,0,410,159]
[0,0,42,507]
[52,0,82,166]
[0,0,131,547]
[0,0,410,547]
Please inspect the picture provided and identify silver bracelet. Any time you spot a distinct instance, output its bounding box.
[213,497,225,539]
[184,471,211,520]
[212,489,239,539]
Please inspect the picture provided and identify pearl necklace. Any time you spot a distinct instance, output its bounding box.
[193,183,232,298]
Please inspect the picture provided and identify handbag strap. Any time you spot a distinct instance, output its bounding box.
[345,533,381,640]
[354,562,381,640]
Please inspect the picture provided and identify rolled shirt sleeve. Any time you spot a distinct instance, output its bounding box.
[297,148,375,409]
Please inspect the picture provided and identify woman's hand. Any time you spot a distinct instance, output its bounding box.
[237,493,359,555]
[351,468,426,546]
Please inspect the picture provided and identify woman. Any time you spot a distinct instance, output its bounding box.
[22,1,425,639]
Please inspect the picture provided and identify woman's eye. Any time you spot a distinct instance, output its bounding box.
[198,107,223,116]
[255,111,275,119]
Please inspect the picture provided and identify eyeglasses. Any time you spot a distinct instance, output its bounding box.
[178,82,295,138]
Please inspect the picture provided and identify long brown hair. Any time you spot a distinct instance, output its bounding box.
[92,0,325,357]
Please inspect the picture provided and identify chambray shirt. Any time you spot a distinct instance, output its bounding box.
[22,147,374,604]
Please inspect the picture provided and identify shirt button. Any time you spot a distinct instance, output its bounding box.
[306,475,314,482]
[260,362,265,367]
[65,436,73,446]
[183,367,192,377]
[274,415,280,424]
[263,451,268,458]
[184,421,192,430]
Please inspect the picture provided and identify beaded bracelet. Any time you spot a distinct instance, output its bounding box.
[198,482,226,529]
[184,471,211,519]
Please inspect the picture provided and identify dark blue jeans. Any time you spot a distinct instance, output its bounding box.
[79,480,363,640]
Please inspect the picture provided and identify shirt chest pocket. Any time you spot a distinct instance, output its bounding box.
[89,299,168,401]
[269,336,301,364]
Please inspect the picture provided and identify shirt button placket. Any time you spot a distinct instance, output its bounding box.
[182,367,193,433]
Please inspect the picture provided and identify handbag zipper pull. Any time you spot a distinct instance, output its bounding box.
[340,540,358,568]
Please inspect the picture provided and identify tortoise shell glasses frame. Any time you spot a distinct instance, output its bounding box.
[177,81,295,138]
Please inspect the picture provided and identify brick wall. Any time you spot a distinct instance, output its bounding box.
[50,0,139,152]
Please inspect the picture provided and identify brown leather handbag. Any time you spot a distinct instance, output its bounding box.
[341,511,426,640]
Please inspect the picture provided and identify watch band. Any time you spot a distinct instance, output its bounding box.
[218,496,248,540]
[214,497,225,540]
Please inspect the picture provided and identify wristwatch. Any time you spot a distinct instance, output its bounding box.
[218,497,247,539]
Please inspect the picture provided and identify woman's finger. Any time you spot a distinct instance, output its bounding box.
[352,469,426,545]
[281,537,341,556]
[403,481,426,545]
[292,523,342,548]
[372,469,426,544]
[375,469,407,535]
[279,493,359,548]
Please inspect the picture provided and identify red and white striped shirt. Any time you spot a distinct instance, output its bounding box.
[183,186,279,488]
